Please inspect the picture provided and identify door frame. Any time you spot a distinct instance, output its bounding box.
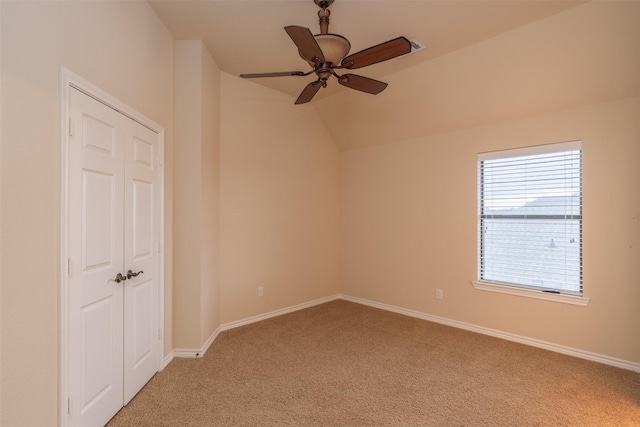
[58,67,165,427]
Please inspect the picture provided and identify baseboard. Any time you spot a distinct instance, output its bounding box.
[161,352,174,370]
[171,294,341,361]
[167,292,639,372]
[220,294,341,331]
[170,325,222,360]
[340,294,640,373]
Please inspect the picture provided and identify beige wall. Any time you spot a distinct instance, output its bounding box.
[0,1,175,425]
[337,0,639,365]
[174,41,202,349]
[341,97,640,364]
[173,40,220,349]
[219,73,341,324]
[199,42,221,345]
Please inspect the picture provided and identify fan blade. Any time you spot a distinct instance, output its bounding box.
[337,74,388,95]
[240,71,306,78]
[295,81,323,104]
[285,26,324,63]
[341,37,411,69]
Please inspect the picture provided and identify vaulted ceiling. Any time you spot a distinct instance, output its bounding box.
[149,1,639,150]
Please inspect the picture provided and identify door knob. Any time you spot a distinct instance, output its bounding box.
[126,270,144,279]
[114,273,127,283]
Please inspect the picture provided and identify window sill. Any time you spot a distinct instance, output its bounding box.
[471,281,590,306]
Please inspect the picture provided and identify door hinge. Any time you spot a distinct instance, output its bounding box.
[158,328,162,340]
[158,153,163,167]
[68,398,71,415]
[158,242,161,254]
[67,257,73,277]
[69,118,74,136]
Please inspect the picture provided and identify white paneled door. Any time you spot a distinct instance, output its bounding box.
[68,87,160,427]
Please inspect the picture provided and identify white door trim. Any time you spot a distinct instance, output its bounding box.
[58,67,165,427]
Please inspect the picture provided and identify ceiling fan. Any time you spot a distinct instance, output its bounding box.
[240,0,411,104]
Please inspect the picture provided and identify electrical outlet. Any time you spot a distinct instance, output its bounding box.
[258,286,264,297]
[435,289,443,300]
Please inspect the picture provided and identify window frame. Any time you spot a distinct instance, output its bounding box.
[472,141,589,306]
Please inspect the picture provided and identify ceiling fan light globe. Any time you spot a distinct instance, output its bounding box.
[300,33,351,66]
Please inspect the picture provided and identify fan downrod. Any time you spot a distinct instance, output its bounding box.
[314,0,333,34]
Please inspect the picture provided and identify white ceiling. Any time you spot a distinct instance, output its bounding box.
[149,0,586,101]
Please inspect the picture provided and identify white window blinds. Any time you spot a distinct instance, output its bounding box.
[478,141,582,294]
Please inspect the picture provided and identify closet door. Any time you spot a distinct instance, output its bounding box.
[68,87,160,426]
[123,117,160,404]
[68,88,127,427]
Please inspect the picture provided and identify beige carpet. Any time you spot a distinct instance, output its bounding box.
[108,299,640,426]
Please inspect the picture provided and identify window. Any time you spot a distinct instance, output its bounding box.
[476,141,583,299]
